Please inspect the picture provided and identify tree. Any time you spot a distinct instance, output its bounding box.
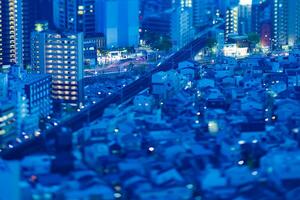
[143,32,172,51]
[247,32,260,45]
[155,36,172,51]
[205,37,217,48]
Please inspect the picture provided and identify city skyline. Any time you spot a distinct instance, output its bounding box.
[1,0,300,199]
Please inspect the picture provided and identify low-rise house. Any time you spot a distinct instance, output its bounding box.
[178,61,198,80]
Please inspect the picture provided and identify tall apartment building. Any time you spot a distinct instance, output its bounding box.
[225,6,239,40]
[0,0,53,69]
[272,0,300,48]
[171,7,195,51]
[31,31,84,106]
[287,0,300,46]
[0,0,23,68]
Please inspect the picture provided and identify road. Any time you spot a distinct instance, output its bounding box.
[0,23,223,159]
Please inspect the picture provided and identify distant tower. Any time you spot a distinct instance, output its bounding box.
[0,0,23,68]
[171,6,195,51]
[238,0,252,36]
[53,0,97,36]
[193,0,216,29]
[225,6,239,40]
[96,0,140,48]
[272,0,300,48]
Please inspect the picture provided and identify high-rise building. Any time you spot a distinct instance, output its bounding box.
[171,6,195,51]
[140,0,172,19]
[0,0,53,69]
[31,31,84,106]
[140,0,173,38]
[172,0,192,11]
[0,0,23,68]
[53,0,97,36]
[96,0,139,48]
[272,0,300,48]
[238,0,252,36]
[287,0,300,46]
[225,6,239,40]
[272,0,288,47]
[192,0,216,29]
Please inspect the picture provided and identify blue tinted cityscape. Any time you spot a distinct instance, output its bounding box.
[0,0,300,199]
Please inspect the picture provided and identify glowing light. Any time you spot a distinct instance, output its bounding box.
[186,184,194,189]
[252,171,258,176]
[114,193,122,198]
[148,147,155,152]
[238,140,246,145]
[252,139,258,144]
[208,121,219,134]
[239,0,252,6]
[238,160,244,165]
[34,131,41,137]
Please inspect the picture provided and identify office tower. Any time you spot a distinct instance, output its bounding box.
[96,0,139,48]
[171,6,195,51]
[0,0,23,68]
[272,0,300,48]
[53,0,97,36]
[193,0,216,29]
[31,31,84,106]
[225,6,239,40]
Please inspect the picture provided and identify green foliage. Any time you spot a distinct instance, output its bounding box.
[205,37,217,48]
[248,32,260,45]
[143,32,172,51]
